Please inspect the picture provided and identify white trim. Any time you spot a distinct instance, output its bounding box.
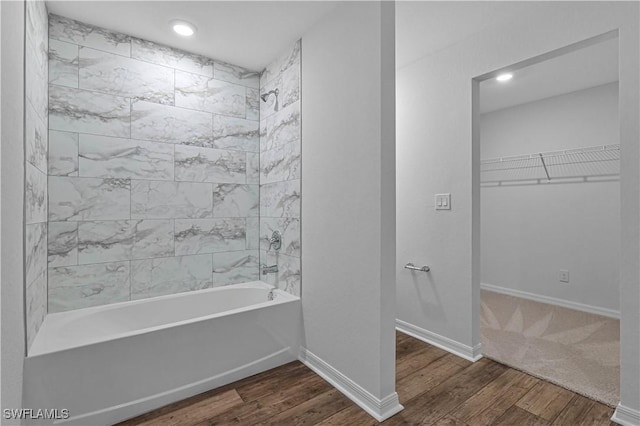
[298,347,404,422]
[481,282,620,320]
[396,319,482,362]
[612,404,640,426]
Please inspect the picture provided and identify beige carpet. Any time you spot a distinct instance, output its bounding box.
[480,289,620,407]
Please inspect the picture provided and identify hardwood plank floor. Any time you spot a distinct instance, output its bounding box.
[117,332,616,426]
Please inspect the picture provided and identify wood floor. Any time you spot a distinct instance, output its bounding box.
[117,332,617,426]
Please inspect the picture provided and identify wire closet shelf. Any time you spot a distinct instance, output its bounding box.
[480,144,620,184]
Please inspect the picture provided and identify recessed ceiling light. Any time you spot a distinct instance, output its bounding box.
[496,73,513,82]
[171,20,196,37]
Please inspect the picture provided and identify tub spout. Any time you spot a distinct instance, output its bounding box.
[268,289,275,301]
[262,264,278,275]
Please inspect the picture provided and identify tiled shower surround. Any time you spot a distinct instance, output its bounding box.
[46,14,301,312]
[25,1,49,347]
[259,43,301,295]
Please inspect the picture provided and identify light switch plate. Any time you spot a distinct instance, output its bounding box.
[435,193,451,210]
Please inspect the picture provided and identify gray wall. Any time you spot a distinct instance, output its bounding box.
[1,0,25,420]
[396,1,639,416]
[481,83,620,314]
[46,15,263,312]
[25,0,48,351]
[259,41,301,296]
[301,0,398,411]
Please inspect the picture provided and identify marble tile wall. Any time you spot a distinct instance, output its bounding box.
[259,41,302,296]
[47,15,262,312]
[25,1,49,349]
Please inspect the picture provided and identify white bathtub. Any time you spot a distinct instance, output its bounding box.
[24,282,302,425]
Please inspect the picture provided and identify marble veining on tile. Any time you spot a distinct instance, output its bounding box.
[77,219,175,264]
[212,250,259,286]
[213,116,259,152]
[260,39,301,87]
[131,219,175,260]
[131,254,212,300]
[246,88,260,121]
[261,251,301,296]
[49,14,131,57]
[26,222,47,285]
[130,100,212,146]
[49,130,79,176]
[49,176,130,221]
[260,180,300,218]
[26,1,48,59]
[49,85,131,137]
[48,262,130,312]
[213,184,258,218]
[213,61,259,88]
[175,71,246,117]
[26,163,47,224]
[26,272,47,348]
[207,76,247,119]
[131,180,213,219]
[174,145,246,184]
[260,140,301,184]
[131,38,212,76]
[26,50,48,125]
[264,101,300,151]
[25,0,48,350]
[79,134,174,180]
[246,217,259,250]
[78,220,135,264]
[281,60,300,109]
[26,103,48,173]
[45,15,305,308]
[48,222,78,267]
[26,2,48,122]
[260,217,300,257]
[79,47,174,104]
[49,39,79,88]
[173,71,210,113]
[174,218,246,255]
[246,152,260,185]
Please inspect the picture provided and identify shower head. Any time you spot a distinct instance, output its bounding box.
[260,88,279,103]
[260,88,279,111]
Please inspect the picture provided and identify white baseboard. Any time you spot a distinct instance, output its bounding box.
[396,319,482,362]
[481,282,620,320]
[298,347,404,422]
[612,403,640,426]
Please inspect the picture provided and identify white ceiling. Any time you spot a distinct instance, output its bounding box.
[46,1,339,71]
[46,1,619,107]
[395,1,551,70]
[395,1,619,112]
[479,37,619,113]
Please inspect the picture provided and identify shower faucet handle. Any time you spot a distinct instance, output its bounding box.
[268,231,282,251]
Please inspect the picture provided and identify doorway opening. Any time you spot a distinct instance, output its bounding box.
[473,31,621,407]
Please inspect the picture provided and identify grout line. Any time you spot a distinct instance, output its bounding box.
[50,80,252,120]
[50,128,260,155]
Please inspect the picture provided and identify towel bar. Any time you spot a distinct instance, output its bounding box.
[404,263,430,273]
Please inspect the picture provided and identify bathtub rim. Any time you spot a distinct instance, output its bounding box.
[29,281,298,358]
